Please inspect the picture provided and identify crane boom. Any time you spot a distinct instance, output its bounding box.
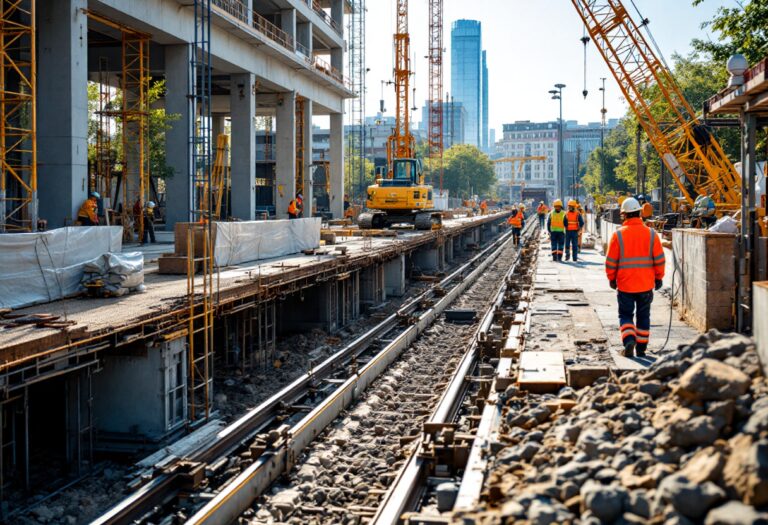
[387,0,415,170]
[571,0,741,208]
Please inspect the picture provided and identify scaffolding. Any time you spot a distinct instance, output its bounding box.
[188,0,214,422]
[427,0,443,190]
[85,10,150,241]
[347,0,366,198]
[95,57,114,201]
[0,0,37,232]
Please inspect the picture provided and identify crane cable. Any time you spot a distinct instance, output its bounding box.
[581,26,589,99]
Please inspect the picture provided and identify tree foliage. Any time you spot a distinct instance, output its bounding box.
[87,79,180,181]
[440,144,496,198]
[692,0,768,64]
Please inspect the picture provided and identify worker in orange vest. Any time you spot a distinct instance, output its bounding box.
[77,192,100,226]
[480,200,488,215]
[563,199,584,262]
[605,197,666,357]
[287,199,299,219]
[536,201,548,229]
[507,206,525,246]
[547,199,566,261]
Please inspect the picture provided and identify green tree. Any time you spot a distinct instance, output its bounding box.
[692,0,768,64]
[87,79,179,181]
[441,144,495,198]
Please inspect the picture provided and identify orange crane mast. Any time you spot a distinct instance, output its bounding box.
[387,0,415,171]
[571,0,741,209]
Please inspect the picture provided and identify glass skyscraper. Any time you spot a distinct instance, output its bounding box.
[482,50,489,151]
[450,20,487,149]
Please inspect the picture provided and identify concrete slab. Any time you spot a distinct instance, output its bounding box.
[528,231,699,369]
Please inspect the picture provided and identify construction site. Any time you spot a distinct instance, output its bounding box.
[1,0,768,524]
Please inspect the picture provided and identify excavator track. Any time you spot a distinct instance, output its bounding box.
[415,211,442,230]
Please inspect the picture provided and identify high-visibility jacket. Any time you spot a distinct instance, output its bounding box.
[288,200,298,215]
[642,202,653,219]
[537,204,548,216]
[605,217,665,293]
[78,198,98,223]
[548,210,565,232]
[507,213,523,228]
[565,210,581,231]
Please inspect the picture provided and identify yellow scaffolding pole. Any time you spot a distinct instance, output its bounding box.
[0,0,37,232]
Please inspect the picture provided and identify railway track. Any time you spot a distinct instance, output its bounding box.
[93,221,537,525]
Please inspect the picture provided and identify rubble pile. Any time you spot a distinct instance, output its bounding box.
[464,331,768,525]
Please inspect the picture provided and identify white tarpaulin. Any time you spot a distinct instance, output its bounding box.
[81,252,145,297]
[213,218,321,267]
[0,226,123,309]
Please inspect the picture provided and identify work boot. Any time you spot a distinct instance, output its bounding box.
[565,253,570,261]
[622,341,636,357]
[636,344,647,357]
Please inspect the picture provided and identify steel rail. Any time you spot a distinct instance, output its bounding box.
[185,226,521,525]
[93,221,513,525]
[372,220,538,524]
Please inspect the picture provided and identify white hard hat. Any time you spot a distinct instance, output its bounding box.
[620,197,642,214]
[147,201,156,208]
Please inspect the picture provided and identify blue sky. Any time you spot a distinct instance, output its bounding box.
[361,0,736,137]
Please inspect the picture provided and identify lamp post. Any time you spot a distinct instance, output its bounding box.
[599,78,606,194]
[549,83,566,199]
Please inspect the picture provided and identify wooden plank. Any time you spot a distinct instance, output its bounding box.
[518,351,566,393]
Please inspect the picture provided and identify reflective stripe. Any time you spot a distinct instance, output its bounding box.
[617,231,625,257]
[620,323,636,331]
[606,256,619,263]
[621,332,636,341]
[654,253,665,260]
[606,263,617,269]
[649,229,656,258]
[635,329,650,336]
[616,263,654,269]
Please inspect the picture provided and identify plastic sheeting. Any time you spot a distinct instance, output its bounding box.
[0,226,123,309]
[213,218,321,267]
[81,252,145,297]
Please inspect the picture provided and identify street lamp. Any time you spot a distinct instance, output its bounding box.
[549,83,566,199]
[599,77,606,194]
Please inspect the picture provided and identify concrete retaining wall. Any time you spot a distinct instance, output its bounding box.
[755,282,768,377]
[671,229,737,331]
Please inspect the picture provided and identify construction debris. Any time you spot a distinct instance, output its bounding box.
[458,330,768,524]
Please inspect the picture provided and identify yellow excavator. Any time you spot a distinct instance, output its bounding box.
[358,0,442,231]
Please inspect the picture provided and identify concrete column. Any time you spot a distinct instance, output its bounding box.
[446,238,455,263]
[230,74,256,220]
[329,113,344,218]
[281,9,296,40]
[164,45,192,228]
[212,115,226,141]
[361,264,385,308]
[331,47,344,72]
[331,0,343,26]
[297,21,313,56]
[302,99,313,217]
[38,0,88,228]
[275,91,296,219]
[384,254,406,297]
[413,245,444,273]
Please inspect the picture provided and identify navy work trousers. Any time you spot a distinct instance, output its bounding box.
[550,231,564,260]
[618,290,653,352]
[565,230,579,261]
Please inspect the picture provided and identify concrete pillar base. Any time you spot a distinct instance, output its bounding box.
[384,254,406,297]
[413,244,445,273]
[361,264,385,308]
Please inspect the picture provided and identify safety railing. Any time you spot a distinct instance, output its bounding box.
[310,0,342,35]
[209,0,351,90]
[745,57,767,83]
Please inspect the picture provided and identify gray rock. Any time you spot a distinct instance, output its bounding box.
[656,474,725,519]
[627,489,651,518]
[581,480,626,523]
[705,500,768,525]
[595,467,618,482]
[703,334,751,360]
[670,415,719,447]
[744,408,768,435]
[527,430,545,442]
[577,426,612,458]
[528,498,558,525]
[676,359,751,402]
[499,499,526,519]
[560,481,580,502]
[520,441,541,461]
